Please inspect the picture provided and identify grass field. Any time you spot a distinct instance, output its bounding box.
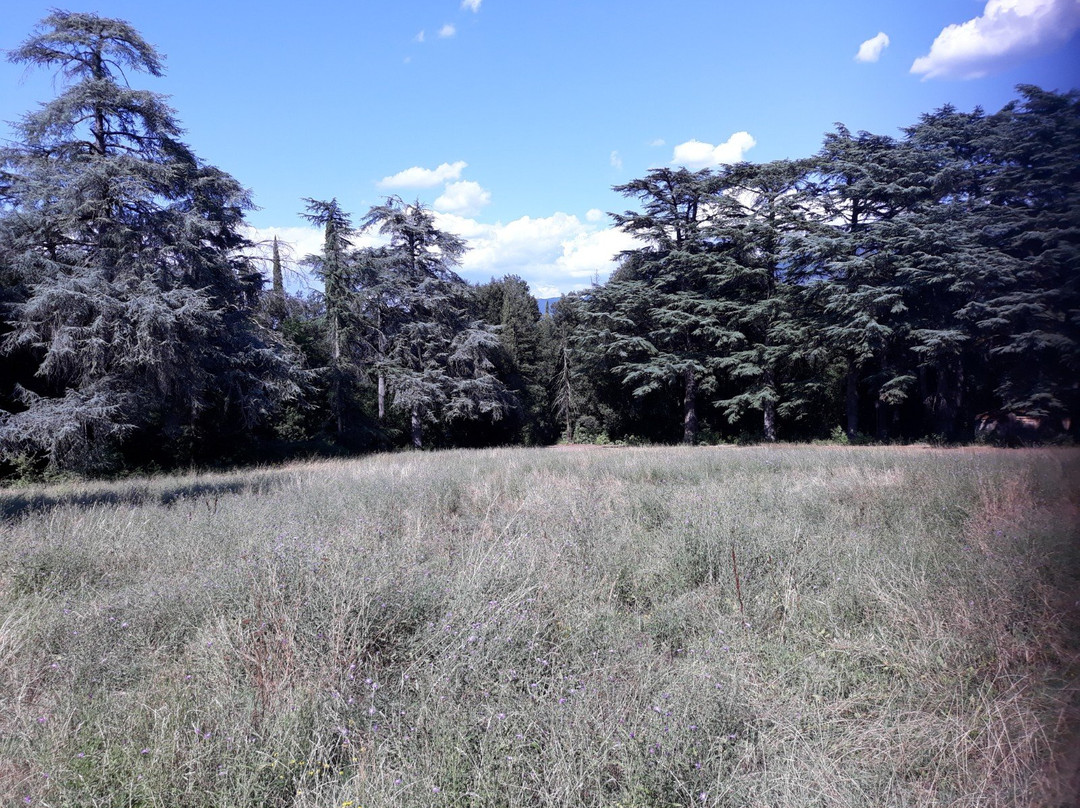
[1,445,1078,807]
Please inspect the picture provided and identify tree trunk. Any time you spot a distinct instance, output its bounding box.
[934,361,962,441]
[845,358,859,439]
[333,374,343,436]
[411,405,422,448]
[763,399,776,442]
[271,237,284,297]
[376,315,387,421]
[875,396,890,442]
[762,370,777,442]
[683,367,698,444]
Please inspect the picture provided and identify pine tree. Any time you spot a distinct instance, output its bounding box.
[0,11,299,472]
[808,127,928,440]
[360,198,515,448]
[710,159,819,441]
[968,87,1080,421]
[301,198,363,437]
[474,275,550,443]
[597,168,737,444]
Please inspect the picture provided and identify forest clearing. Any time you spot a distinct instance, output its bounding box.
[1,445,1077,806]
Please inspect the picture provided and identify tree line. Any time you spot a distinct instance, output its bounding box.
[560,86,1078,445]
[1,12,1076,478]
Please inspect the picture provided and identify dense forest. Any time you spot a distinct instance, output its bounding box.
[1,12,1077,478]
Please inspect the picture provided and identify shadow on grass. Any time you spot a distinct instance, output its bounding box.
[0,476,283,521]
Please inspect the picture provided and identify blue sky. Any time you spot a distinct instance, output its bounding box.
[2,1,1078,296]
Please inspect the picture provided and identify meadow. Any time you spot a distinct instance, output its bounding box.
[0,445,1077,807]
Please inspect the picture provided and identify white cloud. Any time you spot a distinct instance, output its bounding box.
[377,161,467,189]
[433,211,637,293]
[556,227,638,280]
[610,150,623,170]
[439,23,457,38]
[650,138,666,147]
[434,180,492,216]
[855,32,890,62]
[912,0,1080,79]
[462,0,482,11]
[672,132,756,168]
[415,30,426,43]
[248,207,641,299]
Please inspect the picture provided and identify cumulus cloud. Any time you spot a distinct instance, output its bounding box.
[431,211,637,293]
[856,32,890,62]
[434,180,492,216]
[248,214,636,296]
[610,150,623,170]
[585,208,605,223]
[556,227,638,280]
[462,0,482,11]
[439,23,457,38]
[912,0,1080,80]
[378,161,467,189]
[672,132,756,168]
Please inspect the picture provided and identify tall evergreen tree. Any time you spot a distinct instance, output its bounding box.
[360,198,515,447]
[808,127,928,439]
[475,275,551,443]
[968,87,1080,421]
[0,11,298,472]
[302,198,363,437]
[595,168,737,444]
[710,159,820,441]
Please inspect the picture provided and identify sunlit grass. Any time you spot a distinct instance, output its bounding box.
[1,446,1077,806]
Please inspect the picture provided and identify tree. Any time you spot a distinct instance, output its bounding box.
[475,275,551,443]
[710,159,820,441]
[302,198,362,437]
[360,198,515,447]
[808,126,930,440]
[967,87,1080,422]
[593,168,736,444]
[0,11,298,472]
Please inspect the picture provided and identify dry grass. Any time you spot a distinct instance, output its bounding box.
[0,445,1077,807]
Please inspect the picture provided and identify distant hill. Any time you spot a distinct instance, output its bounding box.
[536,297,561,315]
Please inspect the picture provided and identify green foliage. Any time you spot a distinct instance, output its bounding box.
[2,11,1075,470]
[564,88,1078,446]
[0,11,302,474]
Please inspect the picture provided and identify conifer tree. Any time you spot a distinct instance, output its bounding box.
[0,11,298,471]
[360,198,515,447]
[710,159,819,440]
[302,199,363,437]
[598,168,736,443]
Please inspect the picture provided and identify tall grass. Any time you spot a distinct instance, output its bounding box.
[1,446,1077,807]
